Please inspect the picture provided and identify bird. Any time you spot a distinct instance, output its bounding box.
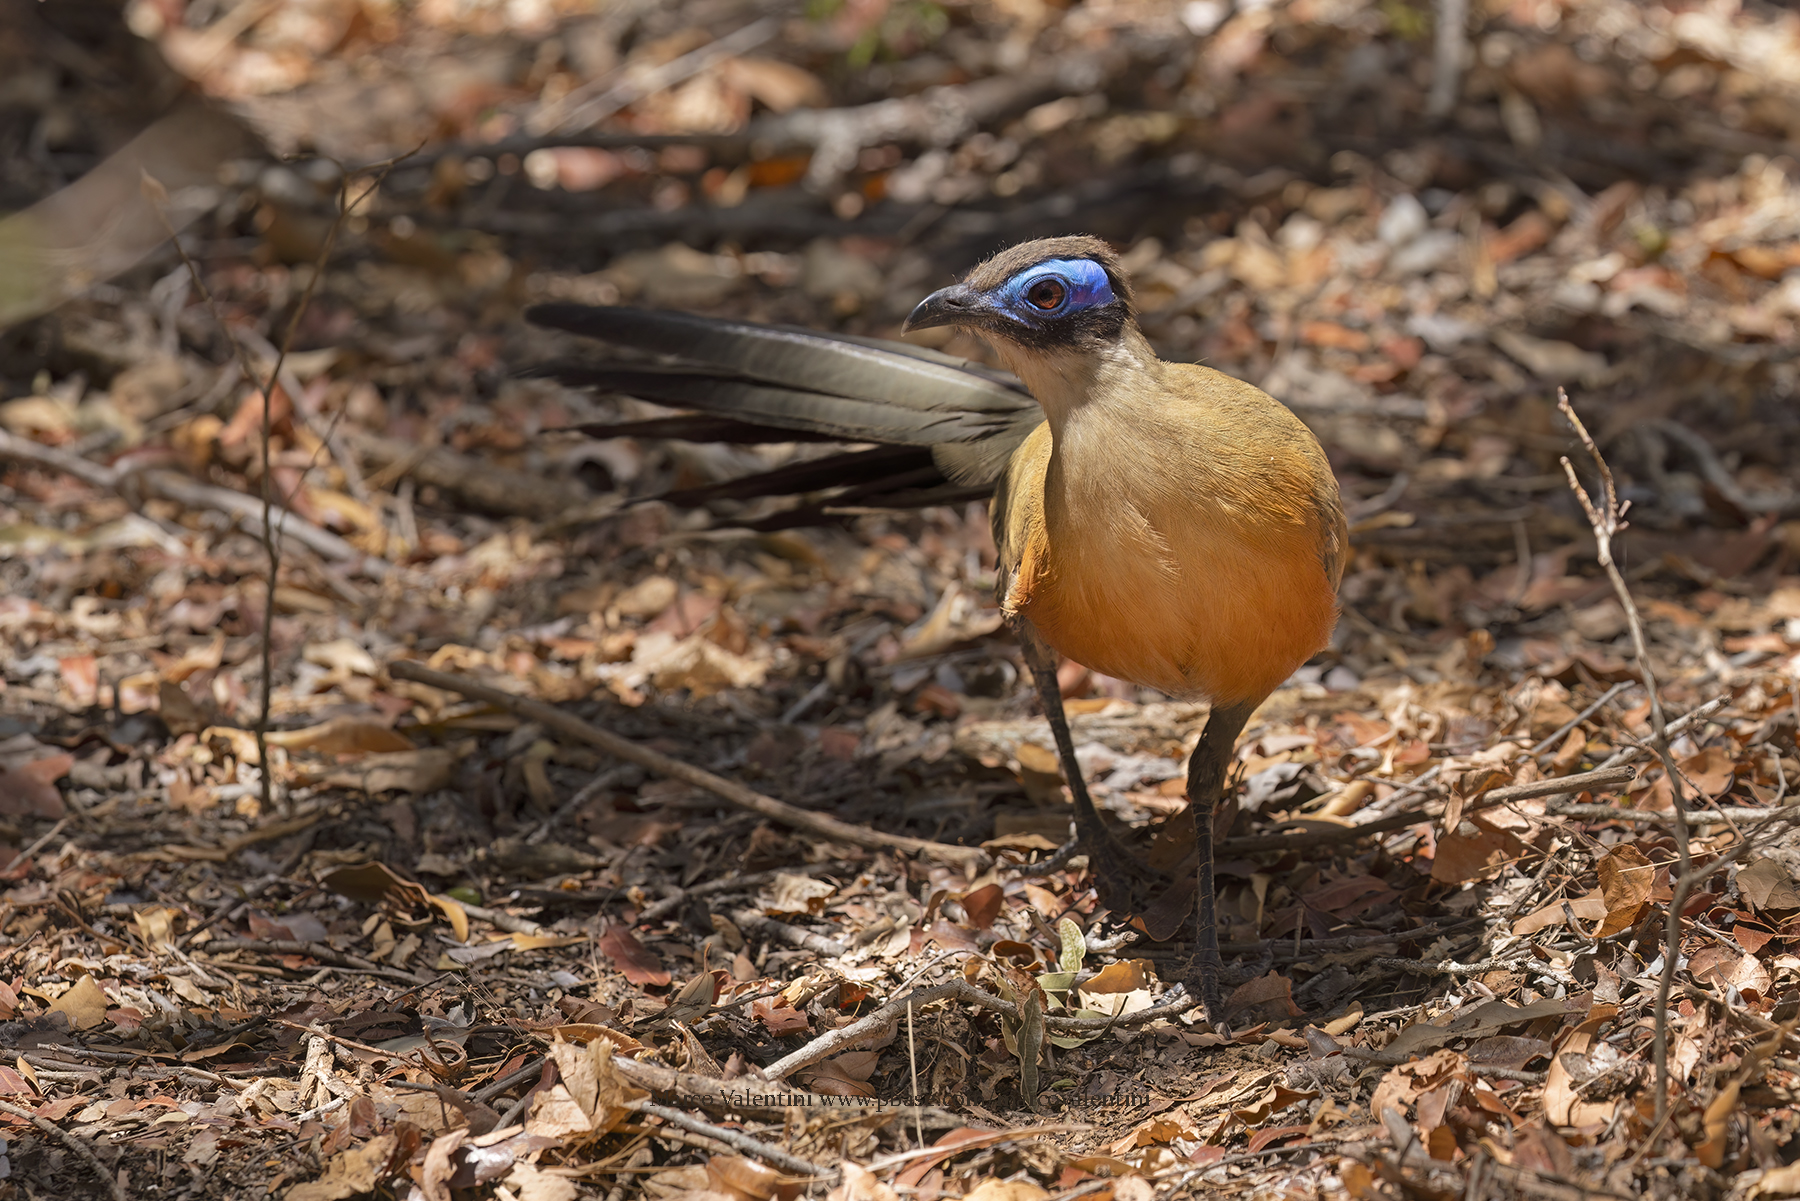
[527,235,1347,1027]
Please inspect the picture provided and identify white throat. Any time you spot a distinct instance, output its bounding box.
[991,330,1162,434]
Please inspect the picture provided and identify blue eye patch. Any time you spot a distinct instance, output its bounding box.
[995,258,1117,323]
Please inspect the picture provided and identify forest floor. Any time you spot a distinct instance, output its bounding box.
[4,0,1800,1198]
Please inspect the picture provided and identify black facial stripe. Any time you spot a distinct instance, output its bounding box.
[981,302,1128,352]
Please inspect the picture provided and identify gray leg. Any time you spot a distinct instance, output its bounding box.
[1185,700,1254,1030]
[1014,623,1151,900]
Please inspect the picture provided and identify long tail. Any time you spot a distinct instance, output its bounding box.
[526,305,1041,526]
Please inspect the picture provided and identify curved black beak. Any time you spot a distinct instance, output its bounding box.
[903,283,985,334]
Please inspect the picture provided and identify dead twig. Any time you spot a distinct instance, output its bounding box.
[1557,388,1689,1134]
[1547,802,1800,824]
[761,978,1198,1082]
[638,862,859,924]
[206,938,431,986]
[1220,763,1636,856]
[728,909,848,958]
[533,18,779,136]
[0,433,379,575]
[638,1101,834,1181]
[386,661,990,868]
[146,154,401,816]
[1428,0,1470,119]
[0,1098,128,1201]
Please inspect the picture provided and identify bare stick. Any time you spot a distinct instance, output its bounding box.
[1548,803,1797,825]
[638,1101,832,1180]
[387,661,989,867]
[144,159,398,815]
[1217,763,1636,856]
[760,978,1197,1081]
[1557,388,1689,1134]
[0,1098,127,1201]
[1428,0,1470,119]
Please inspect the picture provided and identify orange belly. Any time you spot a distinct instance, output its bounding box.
[1020,522,1339,705]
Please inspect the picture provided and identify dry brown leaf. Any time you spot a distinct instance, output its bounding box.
[959,882,1004,930]
[321,861,433,907]
[827,1162,900,1201]
[320,747,456,794]
[762,873,834,915]
[133,905,181,951]
[1226,971,1302,1020]
[1370,1048,1466,1121]
[506,1162,579,1201]
[0,751,70,819]
[285,1134,400,1201]
[1594,844,1655,937]
[962,1181,1051,1201]
[1738,858,1800,913]
[716,57,826,112]
[799,1057,876,1098]
[598,924,668,987]
[526,1037,647,1143]
[1431,815,1527,884]
[1689,946,1773,999]
[1082,960,1154,994]
[47,975,111,1030]
[418,1129,468,1201]
[1542,1003,1619,1126]
[266,716,414,754]
[1514,890,1607,936]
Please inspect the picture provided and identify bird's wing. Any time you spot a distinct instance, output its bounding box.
[527,304,1042,490]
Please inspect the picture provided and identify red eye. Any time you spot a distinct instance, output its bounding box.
[1025,279,1067,310]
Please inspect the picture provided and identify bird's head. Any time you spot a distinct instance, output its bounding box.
[902,235,1136,354]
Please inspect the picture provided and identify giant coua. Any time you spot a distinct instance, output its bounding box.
[529,235,1347,1025]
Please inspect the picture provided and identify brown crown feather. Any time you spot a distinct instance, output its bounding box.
[958,235,1136,313]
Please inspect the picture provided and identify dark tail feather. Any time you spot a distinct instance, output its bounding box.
[528,304,1043,523]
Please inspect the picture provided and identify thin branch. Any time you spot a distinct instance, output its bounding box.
[1557,388,1689,1135]
[144,155,400,816]
[386,661,989,867]
[1217,763,1637,856]
[638,1102,834,1181]
[0,1098,128,1201]
[761,978,1198,1082]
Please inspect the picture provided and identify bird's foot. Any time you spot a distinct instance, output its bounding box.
[1184,945,1231,1038]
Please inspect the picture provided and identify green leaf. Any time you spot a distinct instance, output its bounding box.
[1057,918,1085,974]
[1018,989,1044,1108]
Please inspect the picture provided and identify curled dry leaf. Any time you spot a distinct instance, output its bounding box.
[525,1037,647,1143]
[800,1056,877,1098]
[1080,959,1154,994]
[47,974,111,1030]
[1689,945,1773,999]
[761,873,835,915]
[418,1129,469,1201]
[1370,1048,1467,1124]
[707,1154,782,1200]
[320,746,457,794]
[958,881,1003,930]
[0,751,70,818]
[506,1162,579,1201]
[750,997,809,1036]
[265,716,414,754]
[961,1179,1050,1201]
